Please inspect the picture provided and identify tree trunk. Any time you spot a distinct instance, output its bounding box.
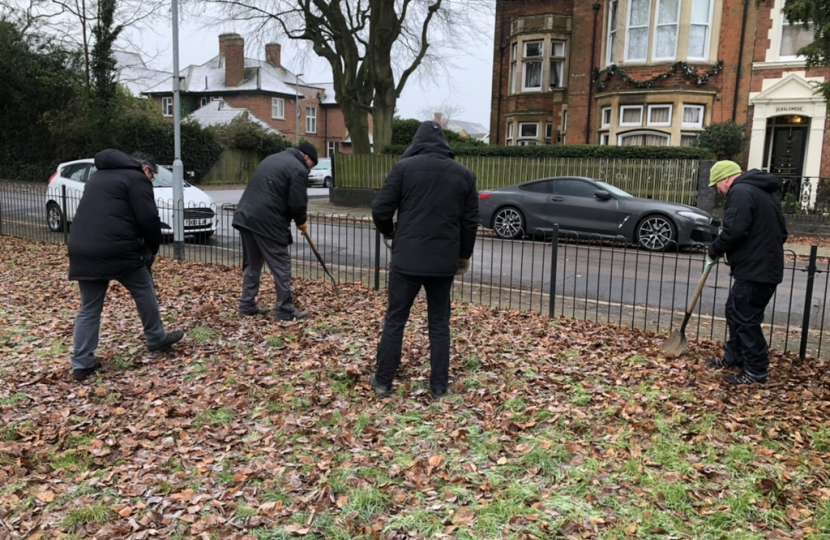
[341,101,371,154]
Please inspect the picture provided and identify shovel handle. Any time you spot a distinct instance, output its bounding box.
[679,261,715,333]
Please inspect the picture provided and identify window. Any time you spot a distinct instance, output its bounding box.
[626,0,651,62]
[601,107,612,128]
[306,107,317,133]
[554,179,598,198]
[162,97,173,117]
[780,15,813,59]
[507,122,514,145]
[680,132,699,147]
[607,0,619,64]
[647,104,672,126]
[511,44,518,93]
[561,111,568,144]
[518,122,539,145]
[550,40,566,89]
[618,131,670,146]
[545,122,553,144]
[654,0,680,60]
[522,40,543,91]
[619,105,643,126]
[272,98,285,119]
[689,0,713,60]
[599,132,610,145]
[61,164,90,183]
[327,141,340,157]
[682,104,705,127]
[200,97,209,107]
[521,181,554,194]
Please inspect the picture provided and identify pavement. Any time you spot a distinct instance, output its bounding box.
[201,185,830,259]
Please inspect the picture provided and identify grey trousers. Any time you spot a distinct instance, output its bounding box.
[71,266,167,370]
[238,229,298,317]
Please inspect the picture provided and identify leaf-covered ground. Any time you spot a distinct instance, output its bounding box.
[1,236,829,540]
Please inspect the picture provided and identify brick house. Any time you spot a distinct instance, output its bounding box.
[144,33,365,157]
[491,0,830,182]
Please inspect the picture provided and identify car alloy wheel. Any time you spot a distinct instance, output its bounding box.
[637,215,676,251]
[47,203,65,232]
[323,177,331,188]
[493,207,524,239]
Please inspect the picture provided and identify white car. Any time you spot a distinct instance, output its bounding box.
[45,159,217,240]
[307,157,333,188]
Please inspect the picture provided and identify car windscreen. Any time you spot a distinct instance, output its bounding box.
[594,181,631,198]
[153,166,191,188]
[312,161,331,171]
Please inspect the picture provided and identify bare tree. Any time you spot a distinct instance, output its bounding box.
[1,0,168,95]
[200,0,490,153]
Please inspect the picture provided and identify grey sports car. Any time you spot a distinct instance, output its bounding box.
[478,176,720,251]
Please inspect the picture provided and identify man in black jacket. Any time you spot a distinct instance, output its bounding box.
[706,160,788,385]
[68,150,183,382]
[233,143,316,320]
[370,121,479,399]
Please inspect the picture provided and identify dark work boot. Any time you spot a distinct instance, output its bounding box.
[238,306,270,316]
[148,330,184,352]
[723,370,767,385]
[706,357,743,369]
[369,373,392,397]
[430,386,448,401]
[275,310,309,321]
[73,362,102,382]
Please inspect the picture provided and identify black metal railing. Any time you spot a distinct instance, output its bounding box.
[1,181,827,359]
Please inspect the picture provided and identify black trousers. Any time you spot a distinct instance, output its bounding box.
[724,279,777,377]
[375,271,454,391]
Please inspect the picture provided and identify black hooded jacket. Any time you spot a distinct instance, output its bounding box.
[372,121,479,276]
[68,149,161,280]
[708,169,788,284]
[232,148,309,245]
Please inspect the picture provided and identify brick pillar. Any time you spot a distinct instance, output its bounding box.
[568,2,602,145]
[219,33,244,87]
[697,160,715,212]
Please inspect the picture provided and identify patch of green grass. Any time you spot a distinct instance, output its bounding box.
[265,335,284,347]
[464,355,482,370]
[35,340,66,358]
[64,435,94,448]
[61,504,112,527]
[353,413,370,436]
[110,356,132,370]
[50,450,92,471]
[569,386,592,406]
[461,375,483,390]
[384,508,443,537]
[190,326,219,343]
[811,426,830,452]
[261,488,292,505]
[521,446,565,476]
[725,443,756,469]
[344,487,389,522]
[502,397,527,412]
[235,502,258,519]
[194,407,236,427]
[0,393,27,406]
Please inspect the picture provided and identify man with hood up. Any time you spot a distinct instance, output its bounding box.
[68,149,184,382]
[370,121,479,400]
[705,160,788,385]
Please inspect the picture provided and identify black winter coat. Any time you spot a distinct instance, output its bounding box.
[232,149,309,245]
[68,149,161,280]
[708,169,788,284]
[372,121,479,276]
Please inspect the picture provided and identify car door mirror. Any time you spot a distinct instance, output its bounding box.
[594,190,612,200]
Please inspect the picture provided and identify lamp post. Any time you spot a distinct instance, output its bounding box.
[171,0,184,259]
[295,72,304,145]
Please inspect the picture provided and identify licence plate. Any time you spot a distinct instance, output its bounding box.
[185,219,209,226]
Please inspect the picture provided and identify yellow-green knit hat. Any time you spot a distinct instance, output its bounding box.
[708,160,742,187]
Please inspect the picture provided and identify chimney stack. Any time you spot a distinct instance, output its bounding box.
[219,33,245,87]
[265,43,282,68]
[434,112,444,126]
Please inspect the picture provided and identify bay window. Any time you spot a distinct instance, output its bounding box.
[522,41,543,91]
[626,0,651,62]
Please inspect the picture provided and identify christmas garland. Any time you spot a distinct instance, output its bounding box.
[591,60,724,90]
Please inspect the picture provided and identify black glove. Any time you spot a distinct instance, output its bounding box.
[456,258,470,276]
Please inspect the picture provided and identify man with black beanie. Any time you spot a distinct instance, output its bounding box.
[232,143,317,320]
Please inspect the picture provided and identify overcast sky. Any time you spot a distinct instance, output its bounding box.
[133,13,496,129]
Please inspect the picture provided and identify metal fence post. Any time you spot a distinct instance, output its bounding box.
[548,224,559,318]
[374,228,381,291]
[61,184,69,245]
[799,245,818,361]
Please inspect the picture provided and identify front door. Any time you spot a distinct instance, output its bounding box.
[764,116,808,179]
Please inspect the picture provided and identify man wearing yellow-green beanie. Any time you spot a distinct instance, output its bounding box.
[705,160,788,385]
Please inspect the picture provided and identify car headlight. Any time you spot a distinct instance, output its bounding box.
[677,211,710,222]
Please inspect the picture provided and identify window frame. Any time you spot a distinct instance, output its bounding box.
[606,0,619,65]
[549,40,566,89]
[779,14,813,61]
[600,106,612,128]
[682,104,705,128]
[653,0,680,61]
[625,0,651,62]
[647,104,673,127]
[599,132,610,145]
[521,40,544,92]
[162,97,173,117]
[506,121,514,145]
[619,105,644,127]
[617,130,671,146]
[272,97,285,119]
[511,43,519,93]
[688,0,714,61]
[305,106,317,133]
[518,122,539,140]
[680,132,700,147]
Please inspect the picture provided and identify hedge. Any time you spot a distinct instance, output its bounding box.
[382,143,713,160]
